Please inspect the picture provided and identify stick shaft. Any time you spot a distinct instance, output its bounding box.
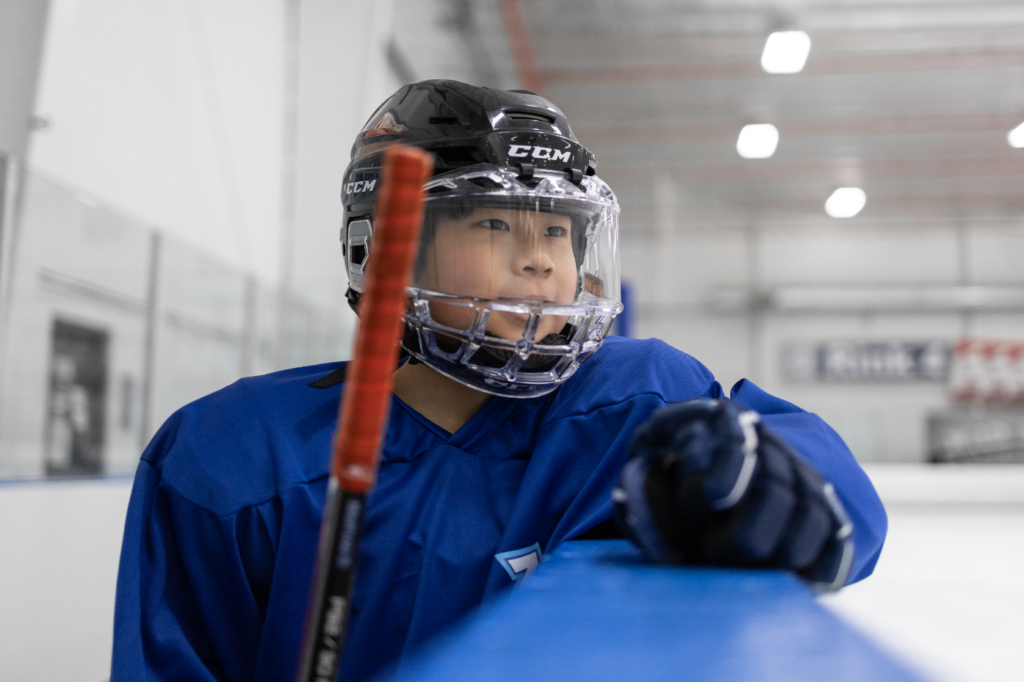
[296,145,432,682]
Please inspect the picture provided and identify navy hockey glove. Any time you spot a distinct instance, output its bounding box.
[614,399,854,590]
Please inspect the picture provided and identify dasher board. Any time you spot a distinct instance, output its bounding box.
[389,539,928,682]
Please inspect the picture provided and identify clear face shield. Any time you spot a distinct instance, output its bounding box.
[402,164,622,397]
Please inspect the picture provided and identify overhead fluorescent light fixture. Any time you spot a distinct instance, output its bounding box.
[1008,121,1024,148]
[761,31,811,74]
[825,187,866,218]
[736,123,779,159]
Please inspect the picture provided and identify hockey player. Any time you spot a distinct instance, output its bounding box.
[111,81,886,682]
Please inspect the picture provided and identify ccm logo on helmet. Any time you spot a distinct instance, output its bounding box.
[508,144,571,163]
[345,179,377,195]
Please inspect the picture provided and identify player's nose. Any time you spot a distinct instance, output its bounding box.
[510,239,555,277]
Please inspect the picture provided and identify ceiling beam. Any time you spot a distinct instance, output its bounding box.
[601,155,1024,187]
[538,48,1024,86]
[499,0,542,94]
[533,26,1024,63]
[575,113,1024,145]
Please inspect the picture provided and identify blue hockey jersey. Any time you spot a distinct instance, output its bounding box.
[111,336,887,682]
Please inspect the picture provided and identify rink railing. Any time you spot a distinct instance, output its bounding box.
[389,540,929,682]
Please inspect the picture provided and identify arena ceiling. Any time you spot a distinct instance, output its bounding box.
[498,0,1024,236]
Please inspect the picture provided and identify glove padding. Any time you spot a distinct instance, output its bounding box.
[614,398,854,590]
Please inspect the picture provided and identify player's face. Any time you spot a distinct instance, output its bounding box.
[417,207,578,341]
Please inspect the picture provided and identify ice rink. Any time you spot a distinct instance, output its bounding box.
[3,1,1024,680]
[821,465,1024,682]
[2,465,1022,682]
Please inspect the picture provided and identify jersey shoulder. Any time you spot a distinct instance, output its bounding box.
[548,336,717,418]
[142,362,344,516]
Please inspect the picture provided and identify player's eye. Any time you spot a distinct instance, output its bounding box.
[476,219,510,231]
[544,225,568,238]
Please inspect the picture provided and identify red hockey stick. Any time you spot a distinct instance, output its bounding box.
[296,145,432,682]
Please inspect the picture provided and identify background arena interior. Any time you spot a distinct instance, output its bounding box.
[1,1,1023,680]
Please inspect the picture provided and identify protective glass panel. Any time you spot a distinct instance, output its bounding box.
[0,160,354,480]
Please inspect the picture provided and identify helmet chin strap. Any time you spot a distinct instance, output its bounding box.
[345,286,362,314]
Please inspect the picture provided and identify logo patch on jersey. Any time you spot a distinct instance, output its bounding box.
[507,144,571,164]
[495,543,542,582]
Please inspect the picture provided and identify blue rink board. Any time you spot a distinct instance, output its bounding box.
[388,540,928,682]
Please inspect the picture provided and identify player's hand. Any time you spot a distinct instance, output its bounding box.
[613,399,854,590]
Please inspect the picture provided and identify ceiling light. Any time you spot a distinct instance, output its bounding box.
[736,123,779,159]
[1009,122,1024,148]
[761,31,811,74]
[825,187,866,218]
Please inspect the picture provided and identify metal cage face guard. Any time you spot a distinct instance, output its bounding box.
[402,164,623,397]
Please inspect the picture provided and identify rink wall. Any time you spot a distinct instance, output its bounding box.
[391,540,928,682]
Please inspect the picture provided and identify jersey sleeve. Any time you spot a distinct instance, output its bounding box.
[111,416,280,682]
[730,378,887,584]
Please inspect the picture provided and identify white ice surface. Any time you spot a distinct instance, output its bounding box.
[0,477,132,682]
[820,465,1024,682]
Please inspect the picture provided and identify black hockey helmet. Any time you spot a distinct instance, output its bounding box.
[340,80,598,305]
[340,81,621,398]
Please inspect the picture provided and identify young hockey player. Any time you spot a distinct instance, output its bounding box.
[111,81,886,682]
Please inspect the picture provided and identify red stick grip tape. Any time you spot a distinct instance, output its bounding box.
[333,145,432,492]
